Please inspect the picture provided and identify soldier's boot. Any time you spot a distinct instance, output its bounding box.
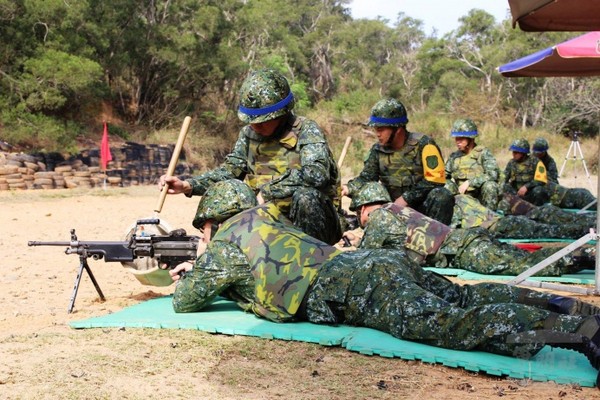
[559,253,596,275]
[576,315,600,347]
[548,296,600,316]
[571,247,597,271]
[572,255,596,270]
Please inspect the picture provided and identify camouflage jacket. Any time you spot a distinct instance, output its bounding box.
[537,153,559,183]
[172,202,340,322]
[503,155,546,192]
[186,114,339,202]
[445,145,500,193]
[347,132,445,205]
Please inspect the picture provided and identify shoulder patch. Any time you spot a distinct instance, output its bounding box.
[534,160,548,183]
[422,144,445,184]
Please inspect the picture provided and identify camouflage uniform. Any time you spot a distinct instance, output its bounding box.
[185,69,342,244]
[359,203,582,276]
[504,139,549,205]
[546,181,597,210]
[502,193,597,229]
[452,194,591,240]
[445,119,501,210]
[532,138,597,210]
[533,137,559,183]
[346,99,454,224]
[173,203,600,365]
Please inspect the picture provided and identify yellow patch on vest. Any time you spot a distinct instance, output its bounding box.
[280,132,298,149]
[422,144,446,184]
[534,160,548,183]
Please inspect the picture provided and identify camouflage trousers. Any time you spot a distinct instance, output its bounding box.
[450,233,574,276]
[525,204,597,228]
[474,181,501,210]
[304,249,583,357]
[491,215,589,240]
[287,187,342,245]
[553,188,597,210]
[414,187,455,225]
[447,180,501,210]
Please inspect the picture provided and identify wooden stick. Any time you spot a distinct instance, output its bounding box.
[154,116,192,213]
[337,136,352,169]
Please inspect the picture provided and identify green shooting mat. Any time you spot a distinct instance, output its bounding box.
[424,268,596,284]
[70,296,598,387]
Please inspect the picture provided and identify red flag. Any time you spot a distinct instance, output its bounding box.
[100,121,112,171]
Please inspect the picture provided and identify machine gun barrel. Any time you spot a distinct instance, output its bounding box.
[28,240,71,246]
[28,237,134,262]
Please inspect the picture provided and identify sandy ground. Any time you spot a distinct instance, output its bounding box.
[2,185,600,399]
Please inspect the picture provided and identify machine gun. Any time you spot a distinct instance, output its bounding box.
[28,218,199,313]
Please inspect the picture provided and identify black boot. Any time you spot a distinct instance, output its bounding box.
[548,296,600,316]
[577,315,600,347]
[572,255,596,270]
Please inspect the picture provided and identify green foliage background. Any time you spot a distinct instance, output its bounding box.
[1,0,599,174]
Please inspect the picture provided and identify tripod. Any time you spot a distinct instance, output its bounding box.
[558,132,593,190]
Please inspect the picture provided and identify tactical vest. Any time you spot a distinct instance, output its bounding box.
[449,147,485,185]
[214,203,341,322]
[506,156,546,189]
[382,203,451,260]
[244,117,340,207]
[245,119,303,189]
[377,132,427,199]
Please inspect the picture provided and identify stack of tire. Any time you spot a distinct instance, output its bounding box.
[0,152,44,190]
[0,142,196,191]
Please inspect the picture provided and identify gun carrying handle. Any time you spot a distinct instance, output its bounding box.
[155,116,192,213]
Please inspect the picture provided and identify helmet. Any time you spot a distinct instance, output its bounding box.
[192,179,258,229]
[532,137,549,153]
[450,118,478,138]
[367,98,408,127]
[509,138,530,154]
[237,69,295,124]
[350,182,392,211]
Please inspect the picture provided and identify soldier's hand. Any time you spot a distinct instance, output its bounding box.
[517,185,528,197]
[458,181,470,194]
[394,196,408,207]
[159,175,191,195]
[256,192,265,205]
[169,263,193,282]
[341,184,349,197]
[335,231,361,251]
[343,232,361,247]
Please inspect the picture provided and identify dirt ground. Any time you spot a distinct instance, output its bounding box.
[2,185,600,399]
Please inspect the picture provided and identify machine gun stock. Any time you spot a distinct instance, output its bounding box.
[28,220,199,313]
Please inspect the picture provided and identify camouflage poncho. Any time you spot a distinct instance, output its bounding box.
[173,203,340,321]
